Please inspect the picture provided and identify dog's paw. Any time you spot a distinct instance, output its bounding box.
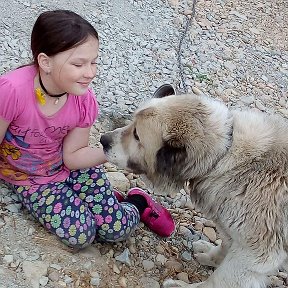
[193,240,220,267]
[163,279,202,288]
[193,240,215,254]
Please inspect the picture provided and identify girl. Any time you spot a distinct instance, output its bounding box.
[0,10,174,248]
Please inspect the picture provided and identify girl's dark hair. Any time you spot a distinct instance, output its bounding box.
[31,10,99,66]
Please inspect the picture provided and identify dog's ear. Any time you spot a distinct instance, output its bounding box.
[153,84,176,98]
[156,140,187,177]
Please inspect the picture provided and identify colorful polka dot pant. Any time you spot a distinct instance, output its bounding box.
[12,166,140,248]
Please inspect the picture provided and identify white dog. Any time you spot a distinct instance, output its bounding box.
[100,91,288,288]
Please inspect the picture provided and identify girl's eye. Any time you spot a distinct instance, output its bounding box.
[133,128,139,141]
[73,64,82,67]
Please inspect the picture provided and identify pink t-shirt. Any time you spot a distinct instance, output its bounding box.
[0,65,98,185]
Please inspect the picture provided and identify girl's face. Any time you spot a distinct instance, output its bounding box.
[48,35,99,96]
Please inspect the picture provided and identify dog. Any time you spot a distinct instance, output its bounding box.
[100,90,288,288]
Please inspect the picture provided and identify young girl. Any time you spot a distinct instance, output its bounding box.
[0,10,174,248]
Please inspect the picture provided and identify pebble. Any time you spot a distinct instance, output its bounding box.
[90,271,101,286]
[48,271,60,282]
[165,259,184,272]
[115,248,131,266]
[3,254,14,265]
[181,251,192,262]
[177,272,190,283]
[140,277,161,288]
[118,276,127,288]
[39,276,49,286]
[203,227,217,242]
[142,259,155,271]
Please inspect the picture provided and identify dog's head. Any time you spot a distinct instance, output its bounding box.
[101,93,231,197]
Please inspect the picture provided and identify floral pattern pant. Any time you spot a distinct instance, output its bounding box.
[12,166,140,248]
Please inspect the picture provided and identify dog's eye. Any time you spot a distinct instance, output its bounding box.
[133,128,140,141]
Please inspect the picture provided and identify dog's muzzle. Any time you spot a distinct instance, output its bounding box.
[100,133,113,151]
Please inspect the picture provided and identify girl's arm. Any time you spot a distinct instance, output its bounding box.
[63,126,107,170]
[0,118,9,144]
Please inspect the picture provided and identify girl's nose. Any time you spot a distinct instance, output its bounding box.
[85,65,96,78]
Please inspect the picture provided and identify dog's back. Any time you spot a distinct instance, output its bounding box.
[194,108,288,257]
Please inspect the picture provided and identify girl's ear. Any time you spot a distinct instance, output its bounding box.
[37,53,51,74]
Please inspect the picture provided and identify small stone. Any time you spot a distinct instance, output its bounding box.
[118,276,127,288]
[177,272,190,283]
[3,255,14,265]
[128,244,137,254]
[48,271,60,282]
[155,254,167,266]
[113,263,121,274]
[90,271,101,287]
[28,227,36,236]
[0,218,4,228]
[64,275,73,284]
[50,264,62,270]
[140,277,160,288]
[278,271,288,279]
[270,275,283,286]
[107,172,130,192]
[115,248,131,266]
[39,276,49,286]
[192,86,202,95]
[155,244,165,254]
[142,259,155,271]
[194,221,204,231]
[184,9,193,16]
[181,251,192,262]
[165,260,183,272]
[203,227,217,242]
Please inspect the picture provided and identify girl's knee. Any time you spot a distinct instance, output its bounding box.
[59,227,96,249]
[97,225,136,243]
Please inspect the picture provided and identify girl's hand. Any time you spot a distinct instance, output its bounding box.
[63,126,107,170]
[0,118,10,144]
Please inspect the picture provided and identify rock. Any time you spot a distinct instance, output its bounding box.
[107,172,130,192]
[177,272,190,283]
[181,251,192,262]
[48,270,60,282]
[90,271,101,286]
[3,254,14,265]
[22,261,49,288]
[39,276,49,286]
[142,259,155,271]
[155,254,167,266]
[165,259,184,272]
[118,276,127,288]
[140,277,161,288]
[115,248,131,266]
[203,227,217,242]
[167,0,179,7]
[113,263,121,274]
[5,203,22,213]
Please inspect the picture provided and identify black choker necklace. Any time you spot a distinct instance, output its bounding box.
[39,74,66,98]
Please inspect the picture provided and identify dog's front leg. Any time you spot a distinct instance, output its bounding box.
[163,279,201,288]
[192,224,232,267]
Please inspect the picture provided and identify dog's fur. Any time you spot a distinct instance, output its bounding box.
[100,93,288,288]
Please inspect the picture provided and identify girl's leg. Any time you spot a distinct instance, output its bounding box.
[13,182,96,249]
[66,167,140,242]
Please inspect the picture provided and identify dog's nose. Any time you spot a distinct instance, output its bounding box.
[100,133,113,150]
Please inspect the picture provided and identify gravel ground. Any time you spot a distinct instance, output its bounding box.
[0,0,287,287]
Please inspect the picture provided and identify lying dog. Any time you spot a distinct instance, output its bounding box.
[100,91,288,288]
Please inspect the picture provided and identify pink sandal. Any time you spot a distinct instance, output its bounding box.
[113,190,125,202]
[127,188,175,237]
